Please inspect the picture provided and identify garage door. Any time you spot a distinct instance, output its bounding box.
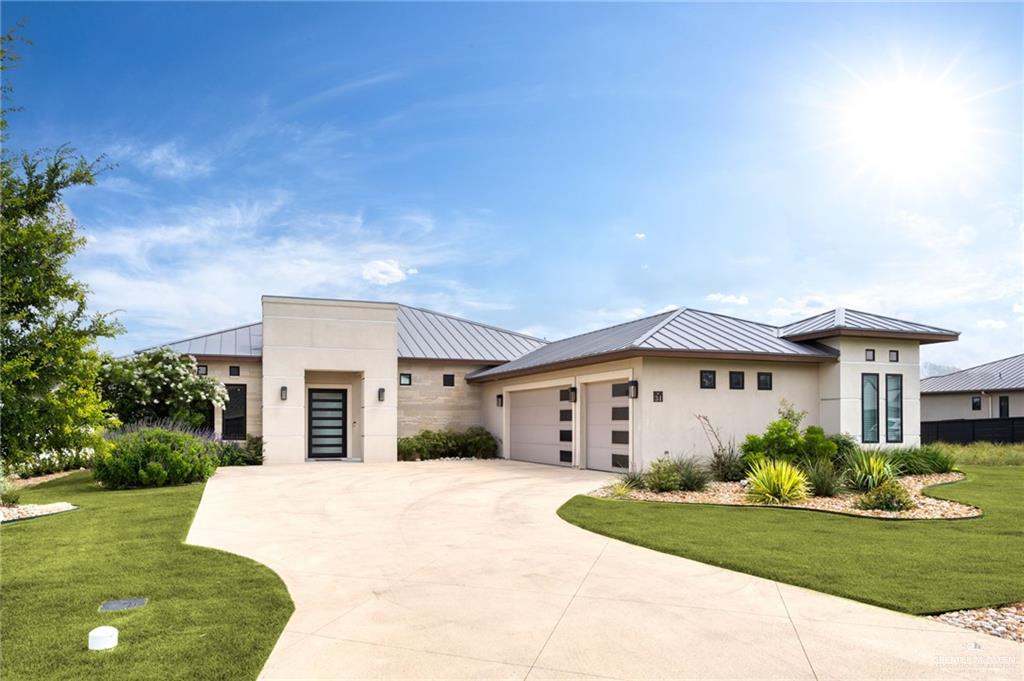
[509,386,573,466]
[586,380,631,472]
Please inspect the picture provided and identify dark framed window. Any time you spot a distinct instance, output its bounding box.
[611,382,631,398]
[1000,395,1010,419]
[757,372,773,391]
[611,454,629,469]
[889,350,899,362]
[197,364,208,376]
[559,409,573,422]
[865,349,875,362]
[559,429,572,442]
[559,450,572,463]
[861,373,879,443]
[228,365,240,376]
[611,430,629,445]
[222,384,247,441]
[442,373,455,387]
[559,388,572,401]
[729,371,745,390]
[971,396,982,411]
[885,374,903,443]
[399,373,412,386]
[699,370,716,389]
[611,406,629,421]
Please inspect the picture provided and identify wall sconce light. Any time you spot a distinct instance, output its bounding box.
[378,387,386,402]
[627,380,639,399]
[497,394,503,407]
[568,386,578,403]
[280,386,288,401]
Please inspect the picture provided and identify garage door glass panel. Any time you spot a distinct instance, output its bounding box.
[308,389,347,459]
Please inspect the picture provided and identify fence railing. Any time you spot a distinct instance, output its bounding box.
[921,417,1024,444]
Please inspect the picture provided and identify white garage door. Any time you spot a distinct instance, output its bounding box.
[509,386,573,466]
[586,380,631,473]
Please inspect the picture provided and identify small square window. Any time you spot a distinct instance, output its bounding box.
[559,409,573,422]
[700,370,716,389]
[559,429,573,442]
[652,391,663,402]
[757,372,772,391]
[442,373,455,387]
[971,396,982,411]
[611,406,629,421]
[611,454,629,469]
[611,382,631,398]
[865,349,875,362]
[889,350,899,362]
[611,430,629,445]
[399,373,412,386]
[228,365,240,376]
[196,364,208,376]
[729,371,745,390]
[559,450,572,463]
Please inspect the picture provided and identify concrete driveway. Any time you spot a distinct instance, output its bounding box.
[187,460,1021,680]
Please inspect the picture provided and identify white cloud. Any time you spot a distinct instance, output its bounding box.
[406,268,419,275]
[131,142,212,180]
[361,259,407,285]
[634,232,646,240]
[890,211,976,250]
[976,319,1008,330]
[705,292,749,305]
[654,304,679,314]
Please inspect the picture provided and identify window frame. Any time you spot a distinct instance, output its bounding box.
[885,373,903,443]
[757,372,773,391]
[228,365,240,377]
[442,373,456,387]
[889,350,899,362]
[729,371,745,390]
[861,373,880,444]
[196,364,208,376]
[971,396,982,411]
[399,373,412,386]
[699,370,716,389]
[865,349,875,362]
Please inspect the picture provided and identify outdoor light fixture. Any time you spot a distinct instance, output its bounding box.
[280,386,288,401]
[568,386,578,403]
[378,387,386,402]
[627,380,639,399]
[497,394,503,407]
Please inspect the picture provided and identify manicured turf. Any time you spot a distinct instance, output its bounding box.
[0,472,293,681]
[558,465,1023,614]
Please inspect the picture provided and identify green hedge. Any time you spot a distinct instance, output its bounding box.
[397,427,498,460]
[94,428,219,489]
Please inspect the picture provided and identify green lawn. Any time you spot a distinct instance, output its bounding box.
[558,464,1024,614]
[1,472,293,681]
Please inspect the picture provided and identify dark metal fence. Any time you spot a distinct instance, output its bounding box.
[921,417,1024,444]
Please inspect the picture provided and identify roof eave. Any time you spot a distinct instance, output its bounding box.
[781,329,960,344]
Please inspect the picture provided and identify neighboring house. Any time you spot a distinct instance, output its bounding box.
[144,296,958,469]
[920,354,1024,444]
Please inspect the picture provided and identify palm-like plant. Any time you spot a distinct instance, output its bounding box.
[745,459,809,505]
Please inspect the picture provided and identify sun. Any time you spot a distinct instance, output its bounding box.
[837,75,975,186]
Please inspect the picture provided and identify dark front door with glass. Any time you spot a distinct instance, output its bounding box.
[223,384,247,440]
[999,395,1010,419]
[308,389,347,459]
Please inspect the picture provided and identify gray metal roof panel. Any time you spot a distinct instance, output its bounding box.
[780,308,957,339]
[921,354,1024,393]
[643,309,831,356]
[138,322,264,358]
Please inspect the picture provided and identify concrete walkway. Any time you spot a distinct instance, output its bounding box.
[187,460,1021,680]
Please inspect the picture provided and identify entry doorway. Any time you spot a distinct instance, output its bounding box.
[308,388,348,459]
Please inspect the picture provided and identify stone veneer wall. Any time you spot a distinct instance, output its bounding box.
[396,360,490,437]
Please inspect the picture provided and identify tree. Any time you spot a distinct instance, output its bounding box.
[0,28,122,465]
[98,348,228,426]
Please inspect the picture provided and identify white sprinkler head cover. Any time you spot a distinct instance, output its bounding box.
[89,625,118,651]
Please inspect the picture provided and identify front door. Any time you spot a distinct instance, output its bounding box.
[999,395,1010,419]
[308,389,347,459]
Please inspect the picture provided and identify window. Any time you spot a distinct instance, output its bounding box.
[611,430,629,445]
[228,365,240,376]
[559,450,572,463]
[699,370,716,389]
[971,396,982,411]
[611,382,631,398]
[611,454,629,469]
[559,409,572,422]
[442,373,455,387]
[865,349,875,362]
[757,372,773,391]
[886,374,903,443]
[1000,396,1010,419]
[861,374,879,443]
[559,429,572,442]
[611,406,629,421]
[889,350,899,362]
[729,371,745,390]
[399,373,412,386]
[222,384,247,440]
[197,364,208,376]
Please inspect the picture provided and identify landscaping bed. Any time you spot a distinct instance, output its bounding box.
[929,601,1024,643]
[0,501,76,523]
[593,471,980,519]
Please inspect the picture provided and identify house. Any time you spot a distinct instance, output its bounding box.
[144,296,958,469]
[920,354,1024,443]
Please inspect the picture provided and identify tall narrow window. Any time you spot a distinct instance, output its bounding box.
[999,396,1010,419]
[861,374,879,443]
[885,374,903,443]
[971,396,982,411]
[223,384,247,441]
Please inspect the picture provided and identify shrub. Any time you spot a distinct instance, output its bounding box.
[94,427,219,489]
[746,459,809,505]
[885,445,955,475]
[644,456,682,492]
[215,435,264,466]
[828,432,859,462]
[741,418,802,463]
[0,464,20,506]
[11,448,95,479]
[607,481,635,499]
[396,427,498,460]
[461,426,499,459]
[709,445,745,482]
[800,426,838,465]
[675,457,711,491]
[802,459,843,497]
[846,450,898,492]
[621,469,646,489]
[857,480,914,511]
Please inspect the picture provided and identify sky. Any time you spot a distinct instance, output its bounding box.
[5,2,1022,373]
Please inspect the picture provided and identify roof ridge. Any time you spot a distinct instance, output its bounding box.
[136,321,262,353]
[399,304,547,343]
[632,308,687,347]
[684,307,781,331]
[542,308,680,346]
[922,352,1024,380]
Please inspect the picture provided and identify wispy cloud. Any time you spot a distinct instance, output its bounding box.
[634,232,646,240]
[705,292,749,305]
[361,259,408,285]
[287,71,404,113]
[976,319,1008,329]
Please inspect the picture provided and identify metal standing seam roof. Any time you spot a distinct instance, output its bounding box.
[468,308,840,381]
[921,354,1024,394]
[138,305,545,363]
[780,307,958,342]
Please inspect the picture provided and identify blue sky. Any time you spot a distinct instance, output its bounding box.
[5,2,1022,371]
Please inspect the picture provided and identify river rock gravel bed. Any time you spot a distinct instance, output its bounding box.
[0,502,76,523]
[929,602,1024,643]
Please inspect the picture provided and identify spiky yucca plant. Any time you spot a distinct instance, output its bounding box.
[846,450,898,492]
[745,459,809,505]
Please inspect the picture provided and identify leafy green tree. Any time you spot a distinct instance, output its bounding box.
[0,28,121,465]
[98,348,228,426]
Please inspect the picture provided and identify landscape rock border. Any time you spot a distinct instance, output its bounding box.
[929,602,1024,643]
[1,502,77,523]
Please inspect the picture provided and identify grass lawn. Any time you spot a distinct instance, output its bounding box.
[0,472,293,681]
[558,464,1023,615]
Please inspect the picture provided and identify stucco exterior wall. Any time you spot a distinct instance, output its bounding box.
[396,360,490,437]
[261,297,398,465]
[921,391,1024,420]
[197,358,263,438]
